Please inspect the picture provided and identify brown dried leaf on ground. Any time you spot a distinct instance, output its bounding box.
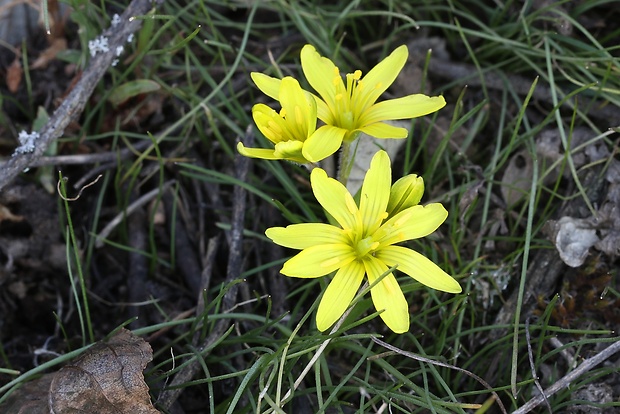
[0,373,54,414]
[50,328,159,413]
[0,329,159,413]
[6,57,22,93]
[31,38,67,70]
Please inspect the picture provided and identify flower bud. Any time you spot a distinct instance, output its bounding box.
[386,174,424,217]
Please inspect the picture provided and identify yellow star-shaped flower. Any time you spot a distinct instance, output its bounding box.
[266,150,461,333]
[252,44,447,146]
[238,76,345,163]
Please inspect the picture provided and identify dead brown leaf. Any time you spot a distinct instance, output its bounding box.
[6,57,23,93]
[0,203,24,223]
[31,38,67,70]
[50,328,159,413]
[0,329,159,413]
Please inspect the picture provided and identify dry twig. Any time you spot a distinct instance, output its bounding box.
[513,339,620,414]
[0,0,163,192]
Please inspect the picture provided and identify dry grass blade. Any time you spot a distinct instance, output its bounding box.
[513,339,620,414]
[525,318,551,413]
[370,337,508,414]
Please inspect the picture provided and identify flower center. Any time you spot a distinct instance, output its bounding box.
[331,68,363,132]
[354,235,379,259]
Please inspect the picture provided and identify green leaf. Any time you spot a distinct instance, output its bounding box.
[108,79,160,107]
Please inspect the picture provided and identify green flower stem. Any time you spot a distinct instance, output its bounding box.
[336,134,360,186]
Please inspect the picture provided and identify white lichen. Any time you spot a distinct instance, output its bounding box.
[88,35,110,57]
[13,130,40,156]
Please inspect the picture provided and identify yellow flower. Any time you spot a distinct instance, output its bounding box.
[250,44,447,153]
[265,151,461,333]
[238,75,345,163]
[301,44,447,142]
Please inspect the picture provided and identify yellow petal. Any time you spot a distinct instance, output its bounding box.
[237,143,280,160]
[359,150,391,236]
[312,93,333,125]
[280,244,355,278]
[376,245,462,293]
[300,45,339,109]
[364,256,409,333]
[356,45,408,110]
[358,122,408,139]
[279,77,316,140]
[360,94,446,125]
[302,125,346,163]
[311,168,359,230]
[252,104,287,144]
[273,140,306,162]
[377,203,448,246]
[316,261,365,331]
[251,72,281,101]
[266,223,347,249]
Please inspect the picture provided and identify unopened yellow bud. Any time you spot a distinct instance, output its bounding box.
[386,174,424,217]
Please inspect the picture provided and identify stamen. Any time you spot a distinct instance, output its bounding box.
[332,68,341,87]
[355,236,378,258]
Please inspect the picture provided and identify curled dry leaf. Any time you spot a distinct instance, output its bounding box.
[548,216,600,268]
[0,329,159,413]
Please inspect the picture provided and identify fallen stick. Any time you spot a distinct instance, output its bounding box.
[0,0,163,191]
[513,339,620,414]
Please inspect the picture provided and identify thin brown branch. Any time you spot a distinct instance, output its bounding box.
[0,0,163,191]
[513,339,620,414]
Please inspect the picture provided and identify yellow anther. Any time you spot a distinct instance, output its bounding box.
[353,70,362,80]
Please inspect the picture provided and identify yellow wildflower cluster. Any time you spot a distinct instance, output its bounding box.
[239,45,461,333]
